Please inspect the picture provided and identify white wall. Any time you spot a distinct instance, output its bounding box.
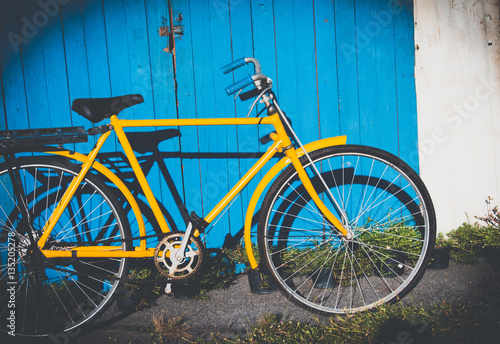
[414,0,500,232]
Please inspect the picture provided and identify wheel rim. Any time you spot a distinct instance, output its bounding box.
[0,161,129,336]
[260,148,433,314]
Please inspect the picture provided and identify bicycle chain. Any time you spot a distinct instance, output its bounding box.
[48,260,165,285]
[46,233,202,284]
[49,232,171,248]
[45,232,190,284]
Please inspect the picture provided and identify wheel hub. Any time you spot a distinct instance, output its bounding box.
[24,246,50,280]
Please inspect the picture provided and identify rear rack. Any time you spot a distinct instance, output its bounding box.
[0,126,88,149]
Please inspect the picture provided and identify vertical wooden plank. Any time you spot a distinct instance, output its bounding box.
[82,0,111,98]
[355,0,398,153]
[145,0,176,121]
[109,0,170,241]
[187,0,233,248]
[61,0,90,102]
[248,0,279,171]
[100,0,151,165]
[0,0,29,130]
[102,0,130,97]
[394,0,419,170]
[380,0,400,156]
[227,0,257,244]
[355,0,377,149]
[123,0,154,118]
[335,0,360,144]
[100,0,145,163]
[170,0,204,235]
[249,0,279,159]
[145,0,187,232]
[18,0,50,130]
[61,0,94,151]
[250,0,278,96]
[367,0,399,154]
[82,0,113,152]
[313,0,341,139]
[232,0,281,245]
[0,69,6,131]
[273,0,318,145]
[40,0,71,129]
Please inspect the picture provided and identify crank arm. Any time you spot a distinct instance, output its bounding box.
[174,223,194,262]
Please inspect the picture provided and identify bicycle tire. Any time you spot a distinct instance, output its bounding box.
[0,156,132,337]
[257,145,436,315]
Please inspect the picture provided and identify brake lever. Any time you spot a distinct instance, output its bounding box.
[234,89,244,100]
[239,88,262,101]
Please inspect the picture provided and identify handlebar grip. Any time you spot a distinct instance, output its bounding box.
[221,58,247,74]
[225,75,254,95]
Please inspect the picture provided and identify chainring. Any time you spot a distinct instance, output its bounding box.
[154,231,205,281]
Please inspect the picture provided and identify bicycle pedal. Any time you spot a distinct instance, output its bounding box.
[165,282,172,295]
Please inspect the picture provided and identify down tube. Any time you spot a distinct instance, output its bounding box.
[204,140,282,223]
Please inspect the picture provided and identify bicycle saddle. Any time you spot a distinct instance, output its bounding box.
[72,94,144,123]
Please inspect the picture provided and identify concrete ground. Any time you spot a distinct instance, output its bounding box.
[63,261,497,344]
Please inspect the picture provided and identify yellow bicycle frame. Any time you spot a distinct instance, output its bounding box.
[38,113,347,265]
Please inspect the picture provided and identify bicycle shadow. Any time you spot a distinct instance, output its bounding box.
[95,128,261,250]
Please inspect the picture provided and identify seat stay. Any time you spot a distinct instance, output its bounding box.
[37,131,112,249]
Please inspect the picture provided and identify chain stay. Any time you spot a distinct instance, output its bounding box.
[49,232,171,248]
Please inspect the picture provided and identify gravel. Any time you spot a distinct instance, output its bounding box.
[66,261,496,344]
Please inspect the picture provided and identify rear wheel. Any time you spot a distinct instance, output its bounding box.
[258,145,436,314]
[0,156,131,337]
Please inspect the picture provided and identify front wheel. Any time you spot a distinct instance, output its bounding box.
[258,145,436,315]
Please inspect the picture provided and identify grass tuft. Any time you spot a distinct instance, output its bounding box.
[152,311,192,341]
[201,280,500,344]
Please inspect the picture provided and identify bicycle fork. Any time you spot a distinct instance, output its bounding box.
[267,102,353,240]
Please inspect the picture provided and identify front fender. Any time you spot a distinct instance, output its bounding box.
[244,135,347,269]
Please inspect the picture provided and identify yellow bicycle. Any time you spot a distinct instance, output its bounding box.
[0,57,436,337]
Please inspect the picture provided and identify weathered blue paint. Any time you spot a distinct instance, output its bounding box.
[0,0,417,248]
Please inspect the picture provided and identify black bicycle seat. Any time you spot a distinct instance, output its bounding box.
[72,94,144,123]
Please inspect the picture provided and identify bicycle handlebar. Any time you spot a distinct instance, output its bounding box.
[221,57,262,75]
[221,58,247,74]
[225,74,270,95]
[225,75,254,95]
[223,57,269,96]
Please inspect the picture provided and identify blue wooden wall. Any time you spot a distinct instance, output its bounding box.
[0,0,417,248]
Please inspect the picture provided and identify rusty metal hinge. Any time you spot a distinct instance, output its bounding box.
[159,25,184,39]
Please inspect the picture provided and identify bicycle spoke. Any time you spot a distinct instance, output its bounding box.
[258,145,435,314]
[0,158,130,336]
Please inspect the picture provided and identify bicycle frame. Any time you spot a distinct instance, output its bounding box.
[38,112,347,267]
